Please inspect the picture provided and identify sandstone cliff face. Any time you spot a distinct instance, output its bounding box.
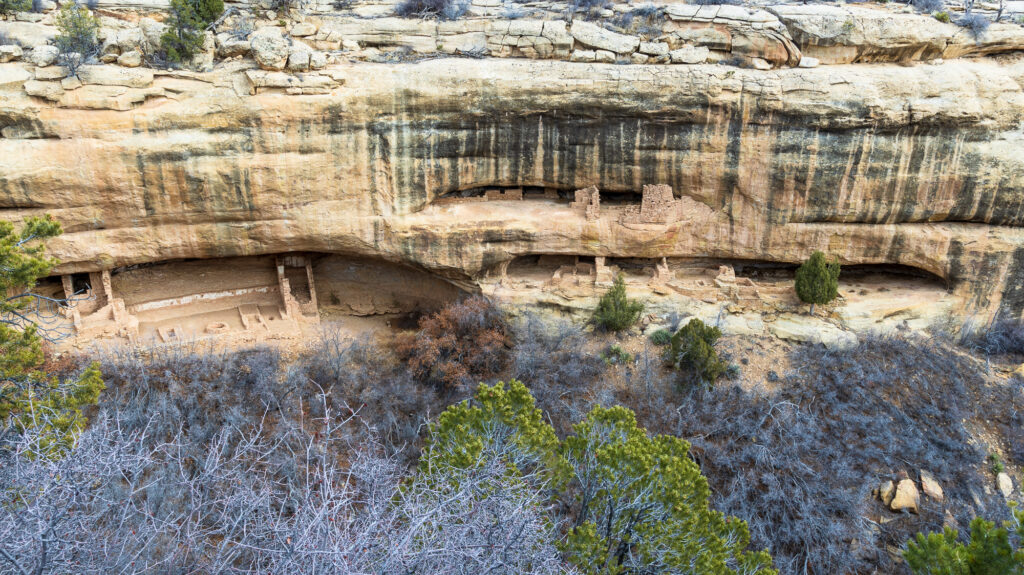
[3,54,1024,321]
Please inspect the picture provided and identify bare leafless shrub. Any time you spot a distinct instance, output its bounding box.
[395,296,511,391]
[394,0,468,20]
[0,389,572,575]
[294,330,444,463]
[510,313,608,435]
[966,318,1024,357]
[672,335,1017,575]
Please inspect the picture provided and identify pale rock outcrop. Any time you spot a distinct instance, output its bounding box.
[138,17,166,53]
[541,20,573,53]
[115,27,144,54]
[1,58,1024,324]
[216,32,252,58]
[27,45,58,67]
[100,35,121,62]
[0,45,22,63]
[76,65,154,88]
[669,45,708,64]
[23,78,64,100]
[287,50,310,71]
[290,21,318,37]
[997,472,1014,498]
[34,64,68,80]
[251,27,291,70]
[309,50,327,70]
[325,17,437,53]
[770,4,1024,63]
[639,41,669,56]
[569,20,639,54]
[244,69,341,94]
[0,64,31,89]
[570,49,595,62]
[117,50,143,68]
[59,75,81,90]
[768,315,858,350]
[186,31,216,71]
[919,470,944,502]
[0,21,55,48]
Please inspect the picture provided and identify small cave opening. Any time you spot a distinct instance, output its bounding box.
[436,185,575,203]
[597,191,644,205]
[70,272,91,294]
[839,263,949,294]
[32,275,67,300]
[507,254,593,272]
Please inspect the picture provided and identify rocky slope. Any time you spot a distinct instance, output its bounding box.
[1,2,1024,335]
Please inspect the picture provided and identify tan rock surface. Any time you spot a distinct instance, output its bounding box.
[890,479,920,514]
[1,57,1023,324]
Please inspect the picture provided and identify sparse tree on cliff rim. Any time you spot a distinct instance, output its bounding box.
[794,251,840,315]
[0,0,31,17]
[54,1,99,75]
[160,0,206,63]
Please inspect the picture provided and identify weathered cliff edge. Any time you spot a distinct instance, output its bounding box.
[2,55,1024,322]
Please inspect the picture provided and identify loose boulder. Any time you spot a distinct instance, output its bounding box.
[0,45,23,63]
[877,480,896,505]
[997,472,1014,498]
[290,22,317,37]
[216,33,251,58]
[117,50,143,68]
[669,44,709,64]
[889,479,920,514]
[919,469,944,502]
[27,45,58,67]
[251,27,291,71]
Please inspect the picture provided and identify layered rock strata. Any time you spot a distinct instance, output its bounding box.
[2,54,1024,324]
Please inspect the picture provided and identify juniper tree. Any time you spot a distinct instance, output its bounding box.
[0,0,30,17]
[665,318,726,388]
[592,273,644,332]
[54,1,99,75]
[794,251,840,314]
[562,405,777,575]
[160,0,207,63]
[420,379,566,481]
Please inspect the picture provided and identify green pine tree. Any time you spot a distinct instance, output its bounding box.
[562,405,777,575]
[0,0,31,17]
[904,505,1024,575]
[191,0,224,25]
[794,251,841,314]
[160,0,206,63]
[1,216,105,455]
[592,273,644,332]
[54,1,100,75]
[419,379,568,482]
[665,318,726,388]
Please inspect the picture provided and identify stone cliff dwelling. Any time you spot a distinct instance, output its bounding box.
[27,178,966,349]
[43,254,463,348]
